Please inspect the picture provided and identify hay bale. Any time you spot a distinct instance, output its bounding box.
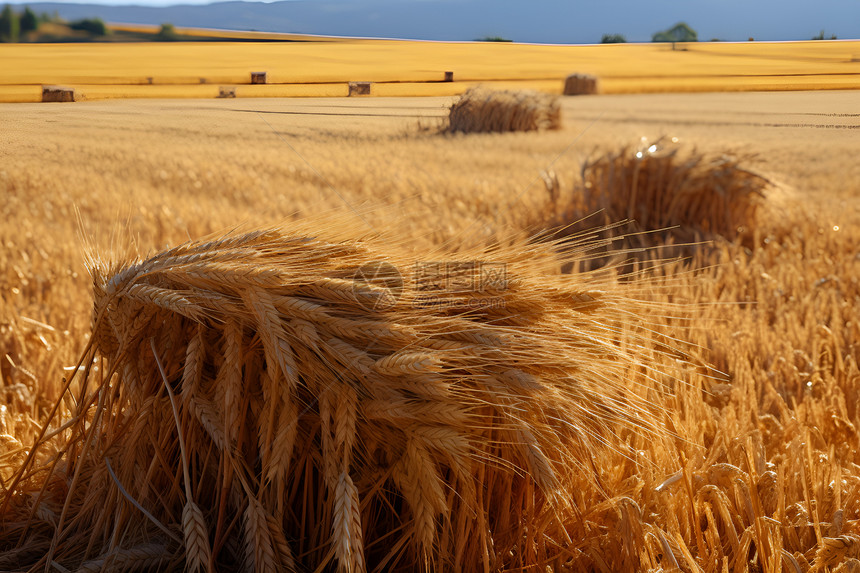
[443,71,454,82]
[563,73,599,95]
[250,71,267,84]
[348,81,372,96]
[217,86,236,98]
[447,87,561,133]
[569,137,770,243]
[41,86,75,103]
[0,226,676,572]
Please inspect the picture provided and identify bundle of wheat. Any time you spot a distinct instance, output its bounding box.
[555,137,770,247]
[0,225,682,572]
[447,87,562,133]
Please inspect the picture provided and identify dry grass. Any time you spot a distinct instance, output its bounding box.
[1,94,859,572]
[446,87,562,133]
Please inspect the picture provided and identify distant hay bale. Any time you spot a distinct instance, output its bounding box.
[41,86,75,103]
[250,71,268,84]
[0,226,678,572]
[217,86,236,98]
[348,81,372,96]
[447,87,562,133]
[563,73,599,95]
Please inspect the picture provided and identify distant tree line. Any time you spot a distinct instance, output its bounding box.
[0,4,107,42]
[1,5,38,42]
[599,22,699,44]
[600,33,626,44]
[811,29,837,40]
[157,22,179,41]
[601,22,837,44]
[69,17,107,36]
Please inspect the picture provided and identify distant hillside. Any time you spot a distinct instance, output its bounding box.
[18,0,860,44]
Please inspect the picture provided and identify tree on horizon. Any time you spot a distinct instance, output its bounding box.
[652,22,698,43]
[0,4,20,42]
[601,33,626,44]
[20,6,38,34]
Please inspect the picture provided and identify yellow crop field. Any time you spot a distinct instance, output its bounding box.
[1,89,860,571]
[1,37,860,102]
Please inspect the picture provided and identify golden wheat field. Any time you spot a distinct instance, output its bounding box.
[1,88,860,572]
[2,38,860,102]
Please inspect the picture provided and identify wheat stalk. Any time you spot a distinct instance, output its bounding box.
[153,337,213,573]
[74,544,171,573]
[332,471,365,573]
[182,502,212,573]
[244,496,280,573]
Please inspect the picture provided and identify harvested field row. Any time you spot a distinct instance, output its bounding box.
[6,76,860,104]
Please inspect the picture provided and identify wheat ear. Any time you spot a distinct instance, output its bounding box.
[152,338,212,573]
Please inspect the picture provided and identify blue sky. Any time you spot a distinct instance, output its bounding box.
[9,0,860,43]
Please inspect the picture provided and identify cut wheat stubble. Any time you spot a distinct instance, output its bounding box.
[0,225,686,572]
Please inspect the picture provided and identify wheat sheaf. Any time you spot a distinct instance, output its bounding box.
[579,137,770,243]
[447,87,562,133]
[1,225,681,571]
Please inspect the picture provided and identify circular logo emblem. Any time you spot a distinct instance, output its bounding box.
[352,261,403,311]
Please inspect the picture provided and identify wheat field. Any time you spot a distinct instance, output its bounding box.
[0,90,859,571]
[1,38,860,102]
